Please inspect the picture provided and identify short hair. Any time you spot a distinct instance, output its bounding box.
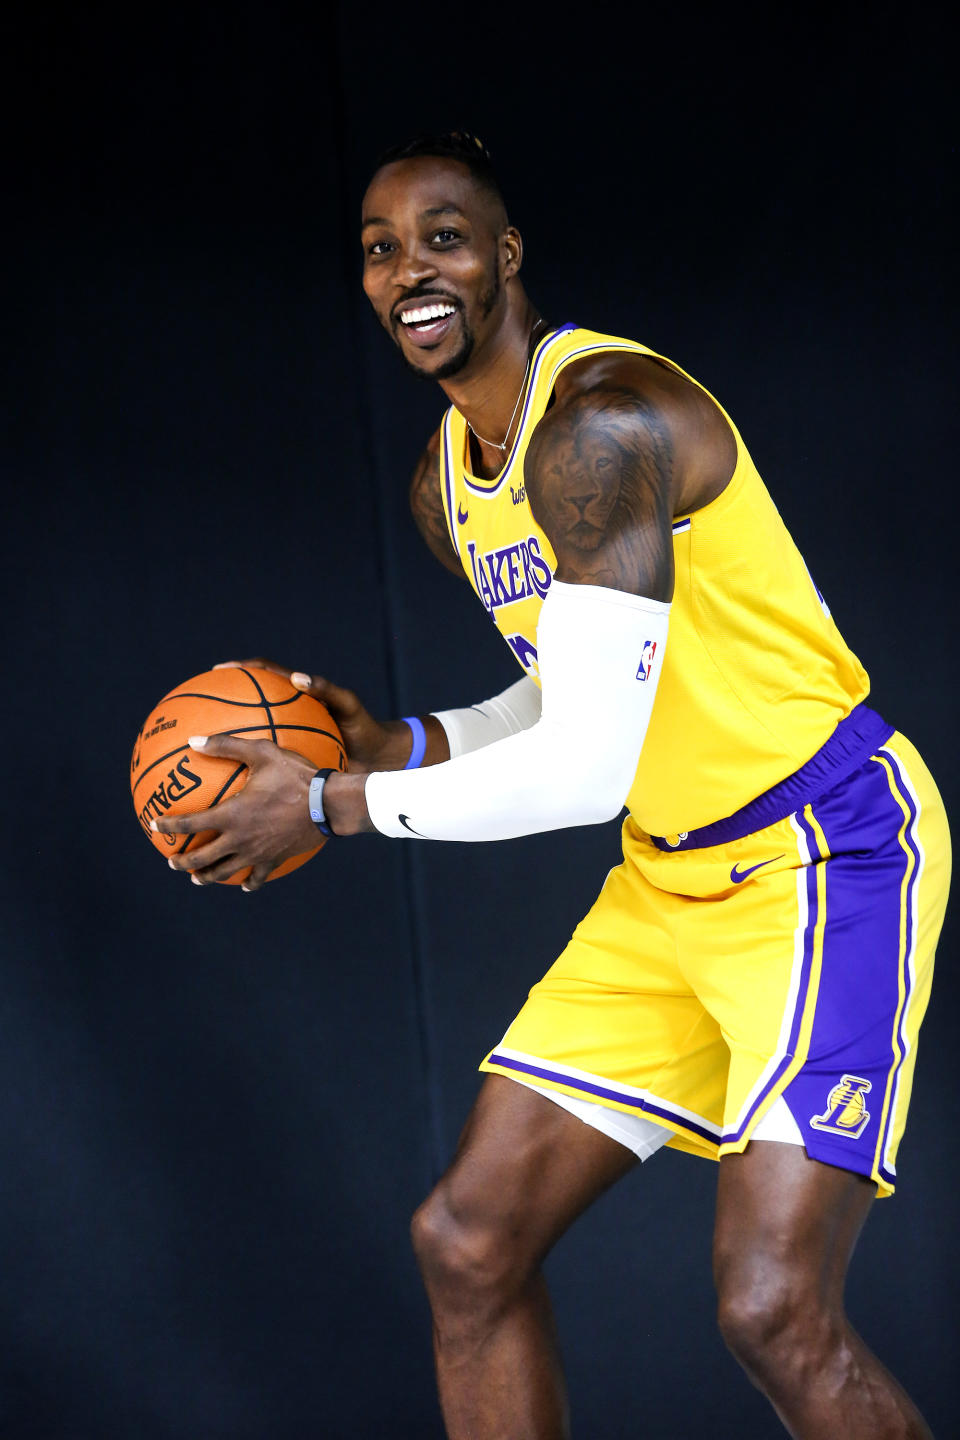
[371,131,508,217]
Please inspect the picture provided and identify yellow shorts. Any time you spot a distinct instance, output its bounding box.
[481,721,950,1196]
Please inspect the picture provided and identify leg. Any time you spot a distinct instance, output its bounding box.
[411,1073,638,1440]
[714,1141,933,1439]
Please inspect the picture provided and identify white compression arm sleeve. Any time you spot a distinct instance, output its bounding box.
[432,675,542,758]
[365,580,669,842]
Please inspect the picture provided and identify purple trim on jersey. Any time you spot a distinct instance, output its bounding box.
[721,810,822,1147]
[440,410,460,558]
[672,518,692,534]
[460,324,576,496]
[651,704,895,852]
[765,754,922,1186]
[485,1051,721,1145]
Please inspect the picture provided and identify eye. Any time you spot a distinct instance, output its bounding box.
[366,239,394,257]
[431,228,462,245]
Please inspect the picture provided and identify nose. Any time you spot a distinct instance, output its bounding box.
[391,240,439,292]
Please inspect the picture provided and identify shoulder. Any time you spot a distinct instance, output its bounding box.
[553,346,713,424]
[543,348,735,515]
[409,423,464,578]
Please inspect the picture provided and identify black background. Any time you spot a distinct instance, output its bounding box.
[2,4,956,1436]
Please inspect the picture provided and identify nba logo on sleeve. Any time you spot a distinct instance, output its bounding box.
[636,640,658,682]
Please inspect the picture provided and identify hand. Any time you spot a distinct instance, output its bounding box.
[214,658,417,775]
[152,732,366,891]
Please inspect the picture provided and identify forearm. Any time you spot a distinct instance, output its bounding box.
[326,582,669,842]
[368,714,450,771]
[379,674,540,770]
[433,674,542,757]
[326,674,542,831]
[325,677,540,832]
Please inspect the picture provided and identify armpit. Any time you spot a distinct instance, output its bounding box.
[409,433,465,578]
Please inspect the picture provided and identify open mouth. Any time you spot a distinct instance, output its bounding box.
[396,300,459,347]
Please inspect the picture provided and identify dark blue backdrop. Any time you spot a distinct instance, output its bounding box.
[2,5,955,1435]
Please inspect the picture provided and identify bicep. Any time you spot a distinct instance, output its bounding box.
[409,434,466,579]
[523,388,675,600]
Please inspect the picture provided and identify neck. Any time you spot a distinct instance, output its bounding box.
[440,296,546,453]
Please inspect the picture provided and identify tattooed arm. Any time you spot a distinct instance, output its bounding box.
[328,360,731,840]
[355,363,703,841]
[409,427,465,579]
[525,352,735,599]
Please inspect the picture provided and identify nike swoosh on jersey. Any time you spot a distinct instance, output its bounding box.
[457,504,469,524]
[399,814,424,836]
[730,854,785,884]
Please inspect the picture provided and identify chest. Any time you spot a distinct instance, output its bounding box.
[444,434,556,680]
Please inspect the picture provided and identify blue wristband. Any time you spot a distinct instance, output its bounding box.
[402,716,427,769]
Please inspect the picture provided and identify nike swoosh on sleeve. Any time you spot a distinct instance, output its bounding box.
[399,814,425,836]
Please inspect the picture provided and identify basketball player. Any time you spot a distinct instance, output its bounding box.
[154,134,951,1438]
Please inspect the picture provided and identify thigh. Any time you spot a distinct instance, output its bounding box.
[436,1074,639,1259]
[727,736,948,1192]
[481,838,728,1160]
[669,734,950,1196]
[713,1141,876,1303]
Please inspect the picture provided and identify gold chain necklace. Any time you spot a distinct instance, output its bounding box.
[465,320,547,454]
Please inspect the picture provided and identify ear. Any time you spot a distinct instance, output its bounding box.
[502,226,523,280]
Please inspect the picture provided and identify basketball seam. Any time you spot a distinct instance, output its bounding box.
[157,689,305,709]
[240,667,279,745]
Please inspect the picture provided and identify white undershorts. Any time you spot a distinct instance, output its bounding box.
[509,1077,804,1161]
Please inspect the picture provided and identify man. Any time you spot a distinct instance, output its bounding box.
[155,133,951,1438]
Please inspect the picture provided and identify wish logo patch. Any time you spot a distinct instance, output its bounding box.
[810,1075,872,1139]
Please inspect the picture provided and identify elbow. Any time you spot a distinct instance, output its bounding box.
[585,793,629,826]
[575,761,634,826]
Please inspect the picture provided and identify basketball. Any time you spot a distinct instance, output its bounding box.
[130,666,346,884]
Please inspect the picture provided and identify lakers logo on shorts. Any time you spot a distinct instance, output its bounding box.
[810,1075,873,1139]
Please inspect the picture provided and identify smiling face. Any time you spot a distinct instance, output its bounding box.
[361,156,520,381]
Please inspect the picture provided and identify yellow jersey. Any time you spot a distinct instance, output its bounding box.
[437,324,870,837]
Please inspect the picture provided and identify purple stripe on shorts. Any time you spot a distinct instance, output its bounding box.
[873,747,920,1180]
[486,1052,721,1145]
[774,754,919,1184]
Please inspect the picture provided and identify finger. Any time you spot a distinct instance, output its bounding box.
[188,853,252,885]
[188,732,273,765]
[167,831,233,873]
[292,672,362,719]
[241,861,274,893]
[152,808,221,838]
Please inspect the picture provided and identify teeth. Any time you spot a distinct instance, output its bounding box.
[400,303,456,326]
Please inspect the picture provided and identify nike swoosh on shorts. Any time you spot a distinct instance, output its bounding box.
[730,854,785,884]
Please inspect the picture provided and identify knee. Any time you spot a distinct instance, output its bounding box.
[716,1264,829,1382]
[410,1183,521,1310]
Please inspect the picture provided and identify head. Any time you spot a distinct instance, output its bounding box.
[361,132,523,381]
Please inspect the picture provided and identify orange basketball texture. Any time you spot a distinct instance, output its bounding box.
[130,667,346,884]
